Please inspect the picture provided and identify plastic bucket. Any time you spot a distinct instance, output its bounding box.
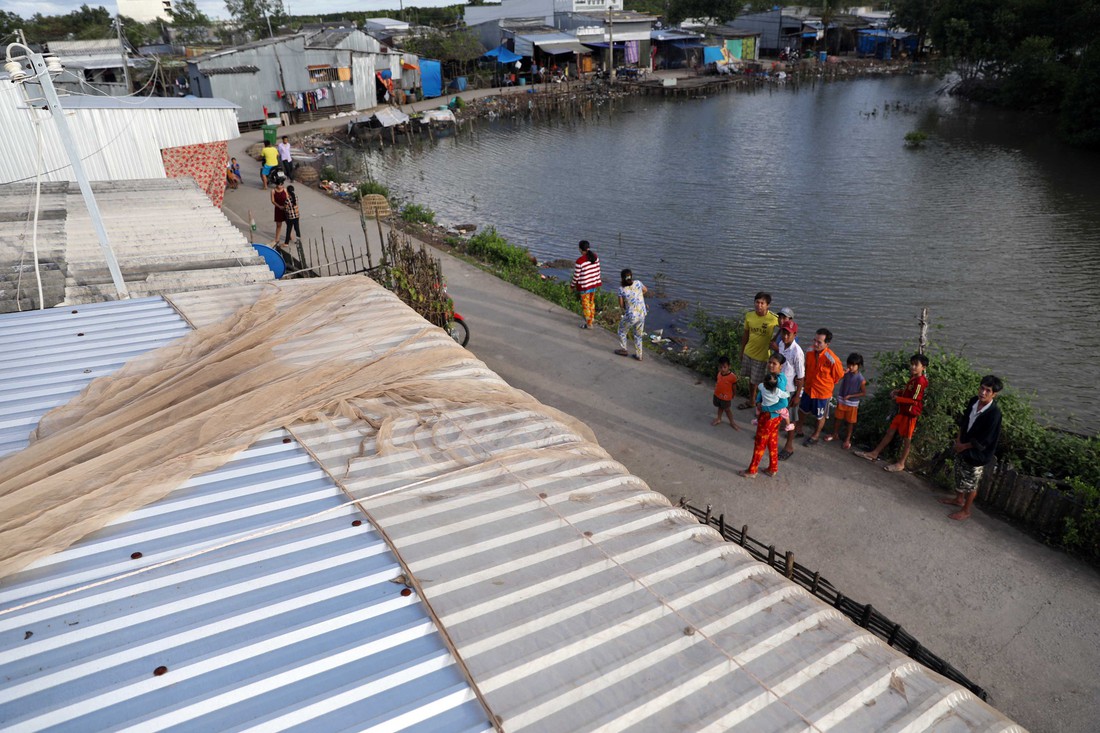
[252,243,286,279]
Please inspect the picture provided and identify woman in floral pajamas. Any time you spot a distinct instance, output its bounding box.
[614,269,648,360]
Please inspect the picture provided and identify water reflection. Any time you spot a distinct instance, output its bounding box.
[339,76,1100,432]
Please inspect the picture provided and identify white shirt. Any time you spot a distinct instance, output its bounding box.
[277,141,292,162]
[776,338,805,391]
[967,400,993,432]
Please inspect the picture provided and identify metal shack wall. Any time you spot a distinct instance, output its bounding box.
[0,84,239,185]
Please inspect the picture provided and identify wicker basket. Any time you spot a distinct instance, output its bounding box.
[360,194,392,219]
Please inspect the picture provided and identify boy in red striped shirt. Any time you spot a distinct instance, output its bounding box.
[856,353,929,472]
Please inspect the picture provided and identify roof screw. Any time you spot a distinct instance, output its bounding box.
[76,332,84,337]
[282,437,291,444]
[153,666,168,676]
[538,492,547,499]
[130,551,142,559]
[71,309,78,314]
[583,531,593,537]
[400,588,413,597]
[351,520,362,527]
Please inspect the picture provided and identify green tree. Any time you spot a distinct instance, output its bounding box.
[1060,43,1100,149]
[402,28,484,74]
[890,0,939,58]
[168,0,212,43]
[0,10,24,40]
[665,0,742,28]
[224,0,285,40]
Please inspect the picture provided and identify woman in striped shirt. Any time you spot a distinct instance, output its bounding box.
[570,240,602,329]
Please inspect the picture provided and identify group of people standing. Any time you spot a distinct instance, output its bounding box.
[725,292,1004,521]
[568,250,1006,523]
[227,135,304,250]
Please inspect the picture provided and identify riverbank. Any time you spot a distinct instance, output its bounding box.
[222,108,1100,731]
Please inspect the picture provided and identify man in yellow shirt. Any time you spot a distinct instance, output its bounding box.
[260,141,280,190]
[738,292,779,409]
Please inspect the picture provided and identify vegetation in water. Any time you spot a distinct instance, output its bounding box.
[904,130,928,147]
[401,203,436,225]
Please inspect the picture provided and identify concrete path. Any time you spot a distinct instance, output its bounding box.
[221,99,1099,733]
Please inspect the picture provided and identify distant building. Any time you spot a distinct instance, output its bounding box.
[45,38,141,97]
[465,0,623,30]
[117,0,173,23]
[187,31,410,127]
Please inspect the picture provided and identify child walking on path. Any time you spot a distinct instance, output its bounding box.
[614,269,647,360]
[570,240,602,329]
[283,185,301,247]
[740,354,788,478]
[712,356,740,430]
[826,353,866,449]
[856,353,929,471]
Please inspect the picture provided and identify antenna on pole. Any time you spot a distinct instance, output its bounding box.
[5,43,131,301]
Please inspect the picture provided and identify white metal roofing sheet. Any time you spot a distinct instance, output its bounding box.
[0,295,492,732]
[0,83,239,185]
[0,297,191,458]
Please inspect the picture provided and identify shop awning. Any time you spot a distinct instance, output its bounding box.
[670,40,705,49]
[583,42,626,50]
[536,40,591,55]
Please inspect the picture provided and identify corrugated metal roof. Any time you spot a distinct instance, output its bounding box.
[55,96,239,110]
[0,297,191,458]
[0,83,239,185]
[0,179,273,303]
[0,296,493,732]
[46,39,125,56]
[0,278,1026,732]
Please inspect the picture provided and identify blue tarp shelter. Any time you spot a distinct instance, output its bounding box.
[484,45,524,63]
[421,58,442,98]
[856,30,918,59]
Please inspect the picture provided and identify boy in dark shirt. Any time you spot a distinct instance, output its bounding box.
[855,353,929,472]
[938,375,1004,521]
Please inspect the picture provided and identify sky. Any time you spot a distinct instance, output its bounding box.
[5,0,467,22]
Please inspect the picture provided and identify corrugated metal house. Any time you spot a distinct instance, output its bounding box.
[0,276,1027,732]
[728,10,805,56]
[0,85,238,190]
[45,38,142,97]
[187,32,408,128]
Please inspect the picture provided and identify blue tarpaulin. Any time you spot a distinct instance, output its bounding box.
[484,45,523,63]
[421,58,442,98]
[703,46,725,64]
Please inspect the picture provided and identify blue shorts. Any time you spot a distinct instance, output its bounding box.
[800,394,830,419]
[262,164,276,177]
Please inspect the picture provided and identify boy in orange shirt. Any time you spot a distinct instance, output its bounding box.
[856,353,929,472]
[712,356,740,430]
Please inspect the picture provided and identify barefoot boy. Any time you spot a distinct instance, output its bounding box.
[856,353,929,472]
[938,375,1003,520]
[826,353,866,449]
[712,356,740,430]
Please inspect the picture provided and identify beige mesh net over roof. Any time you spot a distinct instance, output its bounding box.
[0,277,596,580]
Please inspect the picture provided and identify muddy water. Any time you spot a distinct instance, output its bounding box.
[339,76,1100,432]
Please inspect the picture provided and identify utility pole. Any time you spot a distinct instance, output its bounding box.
[114,16,133,92]
[606,4,614,81]
[12,49,131,300]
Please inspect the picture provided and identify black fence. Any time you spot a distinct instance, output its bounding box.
[677,498,989,701]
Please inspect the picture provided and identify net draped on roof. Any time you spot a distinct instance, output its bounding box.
[0,277,597,581]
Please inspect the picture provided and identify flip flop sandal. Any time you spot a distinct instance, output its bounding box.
[738,470,758,479]
[803,437,818,447]
[737,402,754,410]
[632,354,642,361]
[614,349,629,356]
[884,464,906,472]
[763,469,778,477]
[778,450,793,461]
[823,435,836,442]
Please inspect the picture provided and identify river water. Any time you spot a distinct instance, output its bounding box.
[338,75,1100,433]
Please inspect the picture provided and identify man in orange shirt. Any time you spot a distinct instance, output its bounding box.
[793,328,844,452]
